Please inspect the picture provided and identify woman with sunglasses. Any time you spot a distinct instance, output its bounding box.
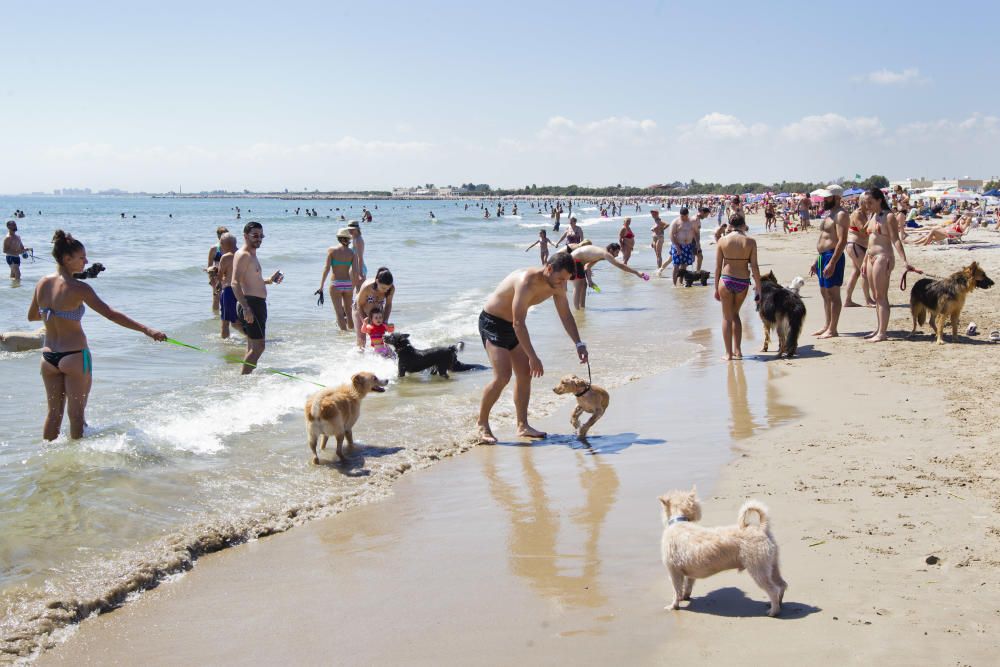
[354,267,395,349]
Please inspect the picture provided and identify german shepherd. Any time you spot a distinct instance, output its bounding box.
[909,262,994,344]
[758,271,806,358]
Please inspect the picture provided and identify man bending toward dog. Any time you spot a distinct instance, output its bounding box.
[477,252,588,444]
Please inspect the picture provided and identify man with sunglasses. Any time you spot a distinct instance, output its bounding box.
[232,221,283,374]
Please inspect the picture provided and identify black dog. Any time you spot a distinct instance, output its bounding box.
[757,271,806,358]
[382,333,486,378]
[679,269,710,287]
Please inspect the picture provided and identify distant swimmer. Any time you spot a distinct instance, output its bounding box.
[476,252,587,444]
[231,222,283,374]
[618,217,635,264]
[430,211,435,219]
[28,230,166,440]
[4,220,29,282]
[649,209,667,268]
[525,229,556,265]
[217,233,239,339]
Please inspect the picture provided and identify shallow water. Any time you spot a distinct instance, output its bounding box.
[0,196,706,655]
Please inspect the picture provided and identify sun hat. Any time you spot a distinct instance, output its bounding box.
[347,220,360,229]
[826,184,844,197]
[336,228,352,239]
[811,188,832,198]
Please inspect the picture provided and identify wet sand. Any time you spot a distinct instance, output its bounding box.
[40,219,1000,665]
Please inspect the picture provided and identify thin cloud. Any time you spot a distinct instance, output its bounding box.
[859,67,926,85]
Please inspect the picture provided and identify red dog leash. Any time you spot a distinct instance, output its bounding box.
[900,266,924,291]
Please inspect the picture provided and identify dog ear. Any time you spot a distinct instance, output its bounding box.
[401,333,410,339]
[352,373,366,391]
[690,484,697,498]
[658,495,670,510]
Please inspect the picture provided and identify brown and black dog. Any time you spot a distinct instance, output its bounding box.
[909,262,993,344]
[757,272,806,358]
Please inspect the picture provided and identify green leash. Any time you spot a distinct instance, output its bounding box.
[165,337,327,388]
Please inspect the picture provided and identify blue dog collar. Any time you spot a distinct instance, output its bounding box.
[668,516,689,526]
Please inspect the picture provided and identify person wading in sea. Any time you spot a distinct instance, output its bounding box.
[231,221,283,374]
[476,252,588,444]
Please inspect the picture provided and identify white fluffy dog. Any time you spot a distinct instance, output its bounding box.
[659,487,787,616]
[787,276,806,295]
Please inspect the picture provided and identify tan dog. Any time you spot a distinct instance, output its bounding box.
[0,327,45,352]
[659,487,787,616]
[304,371,387,464]
[552,374,609,438]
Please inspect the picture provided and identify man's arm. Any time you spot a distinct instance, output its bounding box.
[602,251,642,277]
[231,252,253,322]
[552,288,587,363]
[824,211,850,276]
[511,277,543,375]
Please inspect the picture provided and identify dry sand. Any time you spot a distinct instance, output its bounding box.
[38,218,1000,665]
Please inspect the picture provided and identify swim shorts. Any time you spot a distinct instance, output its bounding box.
[479,310,518,351]
[816,250,846,289]
[799,210,810,222]
[220,286,238,323]
[573,261,587,280]
[237,295,267,340]
[670,242,696,267]
[5,255,20,266]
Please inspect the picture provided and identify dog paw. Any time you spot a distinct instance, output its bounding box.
[312,457,320,465]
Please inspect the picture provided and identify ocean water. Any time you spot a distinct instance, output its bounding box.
[0,196,707,656]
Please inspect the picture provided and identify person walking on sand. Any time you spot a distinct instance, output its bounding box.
[667,207,699,286]
[27,230,166,440]
[844,193,874,307]
[862,188,913,343]
[525,229,556,265]
[231,222,283,374]
[797,192,812,230]
[714,215,761,362]
[565,242,649,309]
[618,217,636,264]
[476,252,588,444]
[810,185,849,338]
[217,233,239,339]
[4,220,28,282]
[346,220,366,291]
[319,228,360,331]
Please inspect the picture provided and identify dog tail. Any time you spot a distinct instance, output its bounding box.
[309,392,323,421]
[455,340,465,352]
[738,500,770,530]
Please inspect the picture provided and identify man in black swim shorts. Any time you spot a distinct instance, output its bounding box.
[231,221,283,374]
[476,252,588,445]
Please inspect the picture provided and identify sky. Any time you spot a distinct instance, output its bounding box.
[1,0,998,193]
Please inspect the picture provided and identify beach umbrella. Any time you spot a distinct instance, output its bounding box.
[942,190,980,201]
[843,187,864,196]
[983,188,1000,197]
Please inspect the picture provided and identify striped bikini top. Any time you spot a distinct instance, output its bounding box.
[40,303,86,321]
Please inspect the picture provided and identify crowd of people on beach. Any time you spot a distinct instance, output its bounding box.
[5,184,996,442]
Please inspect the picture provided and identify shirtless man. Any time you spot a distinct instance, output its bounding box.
[797,193,812,230]
[216,233,239,339]
[811,185,849,338]
[649,209,667,268]
[667,207,699,286]
[567,242,649,309]
[476,252,588,444]
[231,222,283,374]
[347,220,366,291]
[4,220,28,281]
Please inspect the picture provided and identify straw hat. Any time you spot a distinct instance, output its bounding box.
[336,228,352,239]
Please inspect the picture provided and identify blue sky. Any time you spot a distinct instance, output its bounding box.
[1,0,997,192]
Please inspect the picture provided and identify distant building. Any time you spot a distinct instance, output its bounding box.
[932,178,983,192]
[890,177,933,190]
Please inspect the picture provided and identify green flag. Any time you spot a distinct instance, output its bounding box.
[855,173,862,179]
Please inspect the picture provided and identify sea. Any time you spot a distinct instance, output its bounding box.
[0,196,715,656]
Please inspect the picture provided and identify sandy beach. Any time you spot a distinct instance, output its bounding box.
[36,218,1000,665]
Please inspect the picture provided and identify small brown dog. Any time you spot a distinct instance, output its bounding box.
[659,487,787,616]
[304,371,387,464]
[552,374,609,438]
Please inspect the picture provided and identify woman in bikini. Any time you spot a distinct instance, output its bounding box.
[618,217,635,265]
[844,193,874,307]
[908,215,970,246]
[353,267,395,349]
[714,214,761,361]
[319,228,359,331]
[649,210,667,268]
[862,188,913,343]
[27,230,166,441]
[206,226,228,311]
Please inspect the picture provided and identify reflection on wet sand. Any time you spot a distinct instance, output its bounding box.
[727,362,755,440]
[482,445,619,610]
[726,355,799,441]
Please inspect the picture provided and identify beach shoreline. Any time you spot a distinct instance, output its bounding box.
[27,216,1000,665]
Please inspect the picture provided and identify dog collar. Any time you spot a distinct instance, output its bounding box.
[668,516,689,526]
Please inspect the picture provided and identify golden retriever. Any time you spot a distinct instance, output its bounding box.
[304,371,387,464]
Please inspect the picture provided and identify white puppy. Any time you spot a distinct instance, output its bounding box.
[787,276,805,295]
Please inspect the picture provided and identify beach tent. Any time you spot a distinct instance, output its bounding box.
[843,187,864,196]
[983,188,1000,197]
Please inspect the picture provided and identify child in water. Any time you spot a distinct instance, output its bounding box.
[362,307,395,357]
[524,229,556,265]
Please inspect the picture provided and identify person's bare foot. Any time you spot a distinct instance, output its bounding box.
[812,328,829,336]
[867,335,888,343]
[844,300,862,308]
[476,425,497,445]
[865,301,876,308]
[817,331,839,339]
[516,425,547,439]
[721,354,733,361]
[733,352,743,360]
